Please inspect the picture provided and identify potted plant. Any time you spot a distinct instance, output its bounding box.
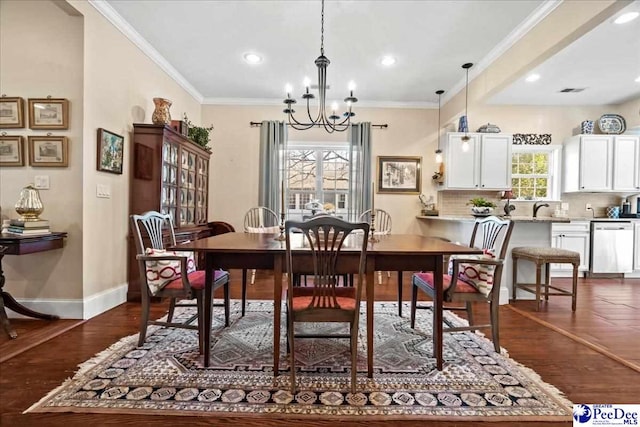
[468,197,496,216]
[183,113,213,152]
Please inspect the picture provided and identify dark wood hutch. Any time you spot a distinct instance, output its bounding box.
[127,123,212,301]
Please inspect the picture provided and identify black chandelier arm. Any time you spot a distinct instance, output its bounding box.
[249,122,388,129]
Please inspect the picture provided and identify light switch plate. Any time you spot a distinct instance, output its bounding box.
[34,175,50,189]
[96,184,111,198]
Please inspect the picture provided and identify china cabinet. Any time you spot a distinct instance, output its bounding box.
[127,123,211,301]
[440,132,512,190]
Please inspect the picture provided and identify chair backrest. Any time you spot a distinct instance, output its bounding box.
[244,207,279,231]
[130,211,177,256]
[468,216,514,259]
[358,209,392,234]
[285,216,370,310]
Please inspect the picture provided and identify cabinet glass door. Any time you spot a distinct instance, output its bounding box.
[161,140,178,224]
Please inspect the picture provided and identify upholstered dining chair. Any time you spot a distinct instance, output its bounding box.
[284,216,370,393]
[242,207,280,313]
[130,211,231,349]
[410,216,514,353]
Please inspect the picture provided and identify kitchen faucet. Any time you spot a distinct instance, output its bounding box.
[532,202,549,218]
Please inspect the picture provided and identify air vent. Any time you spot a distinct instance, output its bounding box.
[559,88,586,93]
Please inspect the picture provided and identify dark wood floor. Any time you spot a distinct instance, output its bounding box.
[1,271,639,427]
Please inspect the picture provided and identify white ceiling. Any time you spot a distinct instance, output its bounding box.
[101,0,639,108]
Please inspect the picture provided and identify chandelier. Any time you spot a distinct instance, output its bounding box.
[282,0,358,133]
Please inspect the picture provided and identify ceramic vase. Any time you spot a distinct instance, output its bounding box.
[152,97,172,125]
[458,115,468,132]
[581,120,594,134]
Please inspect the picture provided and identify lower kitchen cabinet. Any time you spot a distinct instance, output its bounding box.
[634,222,640,271]
[550,221,590,277]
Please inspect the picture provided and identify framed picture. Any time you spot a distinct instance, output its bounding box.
[28,98,69,130]
[377,156,422,194]
[0,135,25,166]
[28,135,68,167]
[0,97,25,128]
[97,128,124,174]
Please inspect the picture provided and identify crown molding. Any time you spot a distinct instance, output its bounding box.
[202,97,437,109]
[441,0,562,106]
[88,0,204,103]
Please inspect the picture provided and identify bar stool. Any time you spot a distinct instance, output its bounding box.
[511,247,580,311]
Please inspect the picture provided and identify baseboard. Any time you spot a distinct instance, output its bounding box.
[499,286,509,305]
[10,283,128,320]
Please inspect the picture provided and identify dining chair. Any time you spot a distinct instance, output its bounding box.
[130,211,231,349]
[242,207,280,315]
[410,216,514,352]
[284,216,370,393]
[357,208,405,315]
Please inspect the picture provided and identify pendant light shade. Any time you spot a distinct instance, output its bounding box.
[460,62,473,152]
[435,90,444,164]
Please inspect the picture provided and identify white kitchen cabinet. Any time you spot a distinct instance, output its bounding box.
[550,221,590,277]
[442,132,512,190]
[563,134,640,192]
[634,222,640,271]
[612,135,640,192]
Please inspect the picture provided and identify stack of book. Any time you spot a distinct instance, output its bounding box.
[6,219,51,235]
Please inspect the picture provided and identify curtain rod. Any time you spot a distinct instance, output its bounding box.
[249,121,388,129]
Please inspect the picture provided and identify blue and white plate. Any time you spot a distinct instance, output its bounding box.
[598,114,626,134]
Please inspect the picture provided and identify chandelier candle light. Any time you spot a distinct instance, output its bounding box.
[282,0,358,133]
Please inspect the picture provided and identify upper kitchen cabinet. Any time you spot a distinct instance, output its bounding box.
[563,135,640,192]
[441,132,512,190]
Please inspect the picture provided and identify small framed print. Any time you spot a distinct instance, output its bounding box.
[0,135,25,166]
[97,128,124,174]
[377,156,422,194]
[28,98,69,130]
[28,135,69,167]
[0,97,25,128]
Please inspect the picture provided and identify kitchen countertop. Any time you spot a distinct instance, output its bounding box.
[416,215,640,223]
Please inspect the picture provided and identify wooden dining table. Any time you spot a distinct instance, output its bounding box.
[175,232,481,376]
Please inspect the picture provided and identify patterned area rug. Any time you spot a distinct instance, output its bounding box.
[27,300,572,421]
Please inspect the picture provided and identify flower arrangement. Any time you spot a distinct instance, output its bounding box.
[467,197,496,215]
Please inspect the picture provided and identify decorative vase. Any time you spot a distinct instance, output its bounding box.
[581,120,594,134]
[458,115,468,132]
[15,184,44,221]
[151,97,172,125]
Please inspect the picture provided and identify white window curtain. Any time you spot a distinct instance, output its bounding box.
[258,121,288,214]
[348,122,372,221]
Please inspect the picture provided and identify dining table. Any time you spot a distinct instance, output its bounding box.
[174,232,482,376]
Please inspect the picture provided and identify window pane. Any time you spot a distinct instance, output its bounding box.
[322,150,349,191]
[287,150,316,191]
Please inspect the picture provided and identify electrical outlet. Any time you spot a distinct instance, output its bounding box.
[585,203,592,210]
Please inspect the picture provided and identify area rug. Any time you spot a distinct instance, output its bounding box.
[27,300,572,421]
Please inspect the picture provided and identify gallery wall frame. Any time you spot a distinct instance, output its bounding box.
[97,128,124,175]
[376,156,422,194]
[0,97,25,129]
[28,135,69,167]
[28,98,69,130]
[0,135,25,166]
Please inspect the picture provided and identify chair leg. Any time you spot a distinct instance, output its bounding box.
[138,294,151,347]
[490,300,500,353]
[511,256,518,301]
[571,263,578,311]
[250,269,257,285]
[410,282,418,329]
[196,292,204,354]
[397,271,403,317]
[535,264,542,311]
[465,301,474,328]
[241,269,248,317]
[289,318,296,394]
[223,281,230,327]
[350,319,358,394]
[167,298,177,323]
[544,263,551,301]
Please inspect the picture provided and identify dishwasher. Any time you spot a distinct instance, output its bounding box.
[590,221,634,273]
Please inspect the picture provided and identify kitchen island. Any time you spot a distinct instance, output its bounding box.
[416,215,571,304]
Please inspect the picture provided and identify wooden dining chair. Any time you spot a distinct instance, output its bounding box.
[285,216,370,393]
[410,216,514,352]
[130,211,231,349]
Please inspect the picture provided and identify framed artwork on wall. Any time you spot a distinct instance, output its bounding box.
[97,128,124,174]
[0,97,25,128]
[28,98,69,130]
[0,135,25,166]
[28,135,69,167]
[377,156,422,194]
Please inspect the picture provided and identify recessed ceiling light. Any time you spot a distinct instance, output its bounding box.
[635,75,640,83]
[380,56,396,66]
[243,52,262,64]
[614,11,639,24]
[525,73,541,83]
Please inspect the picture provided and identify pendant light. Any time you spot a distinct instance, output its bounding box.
[435,90,444,164]
[460,62,473,152]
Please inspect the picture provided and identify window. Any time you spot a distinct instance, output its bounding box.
[285,143,350,220]
[511,145,561,201]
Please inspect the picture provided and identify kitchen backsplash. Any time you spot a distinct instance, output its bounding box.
[437,191,627,218]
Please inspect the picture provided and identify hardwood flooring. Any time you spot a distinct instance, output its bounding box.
[1,271,639,427]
